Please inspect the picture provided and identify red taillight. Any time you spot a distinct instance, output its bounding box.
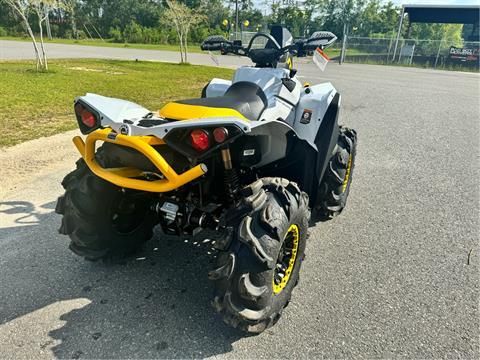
[213,127,228,143]
[81,109,96,127]
[190,129,210,151]
[75,103,96,128]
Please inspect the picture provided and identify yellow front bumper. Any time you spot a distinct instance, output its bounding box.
[73,128,207,192]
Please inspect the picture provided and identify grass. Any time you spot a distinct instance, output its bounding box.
[0,59,233,147]
[0,36,204,53]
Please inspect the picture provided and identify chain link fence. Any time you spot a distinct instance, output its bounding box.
[226,32,479,71]
[341,36,479,70]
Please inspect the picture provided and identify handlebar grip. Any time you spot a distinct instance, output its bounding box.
[201,43,223,51]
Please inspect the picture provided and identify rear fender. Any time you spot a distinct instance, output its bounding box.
[160,118,293,166]
[247,119,293,167]
[75,93,151,128]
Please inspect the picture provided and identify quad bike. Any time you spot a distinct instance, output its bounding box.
[55,26,357,333]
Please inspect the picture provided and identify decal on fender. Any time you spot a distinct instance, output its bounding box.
[301,109,313,124]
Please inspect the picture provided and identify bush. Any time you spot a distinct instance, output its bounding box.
[142,27,169,44]
[109,27,123,43]
[124,21,144,43]
[166,28,178,44]
[50,24,60,38]
[189,27,209,44]
[107,23,173,45]
[0,26,7,37]
[76,30,87,40]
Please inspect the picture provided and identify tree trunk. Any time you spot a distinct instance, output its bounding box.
[72,19,78,39]
[184,32,188,63]
[178,34,184,63]
[45,10,52,40]
[70,8,78,39]
[38,18,48,71]
[21,14,44,70]
[6,1,45,70]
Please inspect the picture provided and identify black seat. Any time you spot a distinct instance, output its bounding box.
[177,82,267,120]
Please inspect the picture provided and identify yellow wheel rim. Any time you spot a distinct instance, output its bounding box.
[273,224,300,295]
[342,155,353,192]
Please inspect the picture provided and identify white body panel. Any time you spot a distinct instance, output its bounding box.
[205,78,231,97]
[206,67,303,128]
[293,82,337,149]
[233,67,301,125]
[76,92,253,138]
[80,93,151,126]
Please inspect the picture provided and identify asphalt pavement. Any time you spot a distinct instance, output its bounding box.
[0,41,479,359]
[0,39,250,67]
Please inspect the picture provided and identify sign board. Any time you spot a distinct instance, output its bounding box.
[448,46,479,63]
[312,47,330,72]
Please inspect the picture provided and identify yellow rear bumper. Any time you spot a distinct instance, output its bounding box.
[73,128,207,192]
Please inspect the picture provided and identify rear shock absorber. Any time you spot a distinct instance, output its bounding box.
[221,146,239,199]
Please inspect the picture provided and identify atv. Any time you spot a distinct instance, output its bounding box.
[55,26,357,333]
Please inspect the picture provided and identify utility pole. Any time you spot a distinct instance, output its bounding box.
[392,7,405,62]
[234,0,239,40]
[340,23,348,65]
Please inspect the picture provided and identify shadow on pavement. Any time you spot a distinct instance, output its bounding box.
[0,200,245,359]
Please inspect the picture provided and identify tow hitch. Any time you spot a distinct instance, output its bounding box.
[152,199,219,235]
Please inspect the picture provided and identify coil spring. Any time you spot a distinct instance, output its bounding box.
[224,169,239,199]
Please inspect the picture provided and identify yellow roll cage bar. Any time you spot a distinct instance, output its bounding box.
[72,128,207,192]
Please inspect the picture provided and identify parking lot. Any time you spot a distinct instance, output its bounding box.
[0,42,479,358]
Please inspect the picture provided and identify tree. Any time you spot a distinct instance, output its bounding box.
[303,0,322,35]
[409,23,463,55]
[1,0,66,70]
[1,0,45,70]
[315,0,367,38]
[238,8,263,32]
[357,0,382,36]
[164,0,205,63]
[201,0,229,29]
[61,0,78,39]
[31,0,59,71]
[272,6,305,37]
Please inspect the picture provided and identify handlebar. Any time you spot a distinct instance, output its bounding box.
[200,43,224,51]
[200,31,337,64]
[200,36,246,55]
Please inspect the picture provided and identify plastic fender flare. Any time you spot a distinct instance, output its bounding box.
[312,93,341,205]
